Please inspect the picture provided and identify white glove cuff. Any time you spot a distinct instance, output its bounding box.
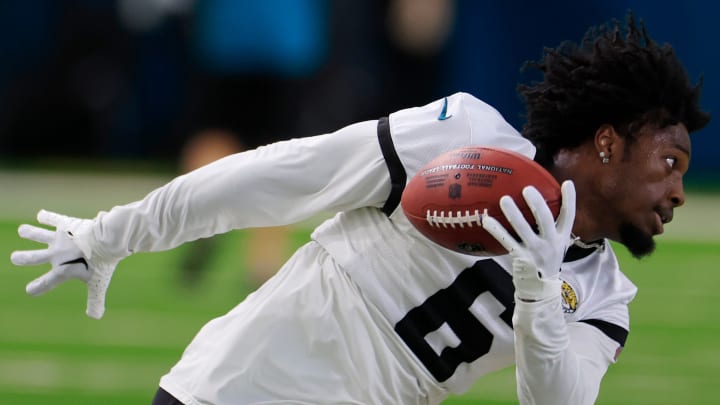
[514,278,562,302]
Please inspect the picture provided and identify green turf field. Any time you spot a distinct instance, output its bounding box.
[2,172,719,404]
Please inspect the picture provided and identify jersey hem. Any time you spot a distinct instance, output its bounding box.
[159,377,199,405]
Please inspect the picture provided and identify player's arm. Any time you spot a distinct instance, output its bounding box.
[11,120,391,318]
[513,297,620,404]
[483,182,616,404]
[82,119,390,257]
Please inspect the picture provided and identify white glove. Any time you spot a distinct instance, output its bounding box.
[11,210,119,319]
[482,181,576,302]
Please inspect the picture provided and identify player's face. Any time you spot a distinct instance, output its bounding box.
[607,123,691,258]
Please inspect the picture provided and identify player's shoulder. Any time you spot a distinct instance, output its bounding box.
[563,242,637,295]
[386,92,532,158]
[388,92,506,126]
[560,242,638,328]
[450,91,506,116]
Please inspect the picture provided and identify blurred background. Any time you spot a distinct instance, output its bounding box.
[0,0,718,176]
[1,0,719,404]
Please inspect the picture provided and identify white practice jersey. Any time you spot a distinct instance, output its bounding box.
[88,92,638,403]
[311,93,637,393]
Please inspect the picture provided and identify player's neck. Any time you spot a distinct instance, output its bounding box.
[569,207,606,243]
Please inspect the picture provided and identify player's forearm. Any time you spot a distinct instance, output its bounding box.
[88,159,249,258]
[89,120,388,259]
[513,297,610,405]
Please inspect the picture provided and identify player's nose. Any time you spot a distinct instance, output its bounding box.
[669,179,685,208]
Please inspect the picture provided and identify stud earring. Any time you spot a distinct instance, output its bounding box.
[599,151,610,164]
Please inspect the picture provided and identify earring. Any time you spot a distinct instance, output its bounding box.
[599,151,610,164]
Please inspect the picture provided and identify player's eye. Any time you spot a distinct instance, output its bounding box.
[665,157,677,168]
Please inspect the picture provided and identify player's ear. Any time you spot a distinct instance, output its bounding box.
[594,125,621,164]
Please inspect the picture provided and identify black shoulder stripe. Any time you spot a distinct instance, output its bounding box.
[377,117,407,216]
[579,319,629,347]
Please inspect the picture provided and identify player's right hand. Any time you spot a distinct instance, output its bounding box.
[10,209,119,319]
[482,181,576,302]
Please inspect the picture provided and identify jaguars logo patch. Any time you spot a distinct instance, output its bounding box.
[561,281,578,313]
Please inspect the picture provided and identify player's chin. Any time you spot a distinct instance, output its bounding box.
[618,222,656,259]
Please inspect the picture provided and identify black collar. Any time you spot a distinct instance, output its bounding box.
[563,241,604,262]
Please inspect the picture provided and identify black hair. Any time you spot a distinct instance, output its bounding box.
[519,12,711,168]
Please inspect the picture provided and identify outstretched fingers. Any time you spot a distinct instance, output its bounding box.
[36,209,71,227]
[521,186,555,237]
[556,181,577,237]
[25,262,89,295]
[26,270,67,296]
[18,224,54,244]
[11,249,52,266]
[12,224,55,265]
[499,194,536,245]
[86,274,111,319]
[482,209,521,254]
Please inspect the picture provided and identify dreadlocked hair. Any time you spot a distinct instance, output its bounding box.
[519,12,710,168]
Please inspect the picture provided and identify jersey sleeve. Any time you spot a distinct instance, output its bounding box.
[564,244,637,348]
[513,297,619,405]
[388,92,535,182]
[88,120,391,259]
[512,244,637,405]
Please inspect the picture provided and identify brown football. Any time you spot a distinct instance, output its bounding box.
[400,146,561,255]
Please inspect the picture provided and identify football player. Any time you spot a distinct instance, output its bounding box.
[11,13,709,405]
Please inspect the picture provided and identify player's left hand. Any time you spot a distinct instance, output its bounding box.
[482,181,576,302]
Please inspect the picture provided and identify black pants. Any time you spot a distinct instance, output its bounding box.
[152,387,184,405]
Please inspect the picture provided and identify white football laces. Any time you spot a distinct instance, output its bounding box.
[425,209,487,229]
